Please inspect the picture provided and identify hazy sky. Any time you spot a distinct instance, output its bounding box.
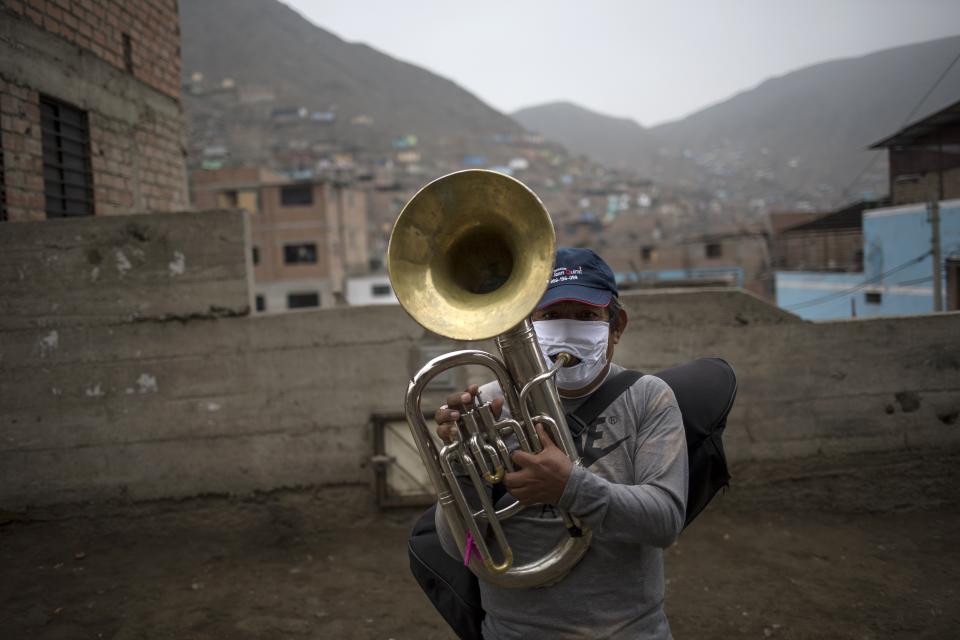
[285,0,960,127]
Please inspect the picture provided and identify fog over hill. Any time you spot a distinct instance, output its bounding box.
[511,101,660,167]
[514,35,960,207]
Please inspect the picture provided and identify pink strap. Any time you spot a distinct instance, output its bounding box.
[464,531,476,566]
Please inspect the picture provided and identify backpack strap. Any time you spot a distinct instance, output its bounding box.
[566,369,643,437]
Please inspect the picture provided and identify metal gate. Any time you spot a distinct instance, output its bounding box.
[371,413,435,507]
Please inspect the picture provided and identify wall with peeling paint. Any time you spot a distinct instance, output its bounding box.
[0,211,958,508]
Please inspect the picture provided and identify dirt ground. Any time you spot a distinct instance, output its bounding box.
[2,448,958,640]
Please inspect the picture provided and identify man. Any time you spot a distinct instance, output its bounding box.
[434,247,688,639]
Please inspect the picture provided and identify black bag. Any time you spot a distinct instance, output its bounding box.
[407,357,738,638]
[653,357,737,527]
[408,504,485,640]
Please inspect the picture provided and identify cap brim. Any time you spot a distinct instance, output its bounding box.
[536,284,613,310]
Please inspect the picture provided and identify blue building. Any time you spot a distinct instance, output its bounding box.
[777,200,960,319]
[777,97,960,319]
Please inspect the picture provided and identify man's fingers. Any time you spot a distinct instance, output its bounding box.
[434,404,460,425]
[445,385,480,411]
[511,449,536,468]
[503,469,531,490]
[536,423,557,449]
[491,396,504,419]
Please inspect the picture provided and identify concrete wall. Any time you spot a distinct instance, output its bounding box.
[1,211,959,509]
[614,291,960,461]
[0,209,251,330]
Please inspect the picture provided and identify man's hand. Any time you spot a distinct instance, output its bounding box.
[434,384,504,444]
[505,424,573,506]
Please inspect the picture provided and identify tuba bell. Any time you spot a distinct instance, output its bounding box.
[388,169,592,589]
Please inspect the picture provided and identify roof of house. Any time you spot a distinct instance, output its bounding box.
[870,98,960,149]
[783,199,889,233]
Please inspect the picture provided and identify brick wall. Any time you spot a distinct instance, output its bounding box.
[0,80,45,220]
[3,0,181,100]
[0,1,188,220]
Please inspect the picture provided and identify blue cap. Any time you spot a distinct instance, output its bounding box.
[537,247,618,309]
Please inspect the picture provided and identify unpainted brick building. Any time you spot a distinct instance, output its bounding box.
[0,0,188,221]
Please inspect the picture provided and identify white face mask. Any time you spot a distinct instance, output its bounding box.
[533,320,610,392]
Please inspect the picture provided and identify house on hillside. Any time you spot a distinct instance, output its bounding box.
[776,101,960,318]
[192,168,368,313]
[605,226,771,297]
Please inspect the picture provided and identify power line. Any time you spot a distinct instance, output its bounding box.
[896,275,933,287]
[784,250,932,311]
[841,45,960,200]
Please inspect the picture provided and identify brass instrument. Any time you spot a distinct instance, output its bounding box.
[388,169,592,588]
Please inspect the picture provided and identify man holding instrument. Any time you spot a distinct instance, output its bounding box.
[433,247,688,640]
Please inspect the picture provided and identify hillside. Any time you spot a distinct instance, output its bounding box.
[513,36,960,207]
[179,0,522,161]
[512,101,660,167]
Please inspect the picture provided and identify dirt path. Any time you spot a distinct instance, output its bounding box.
[2,449,958,639]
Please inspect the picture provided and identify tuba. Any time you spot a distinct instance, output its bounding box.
[388,169,592,588]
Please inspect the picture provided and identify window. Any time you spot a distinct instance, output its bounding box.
[237,189,259,214]
[218,190,238,208]
[255,295,266,312]
[281,184,313,206]
[252,246,260,265]
[371,283,392,297]
[41,96,94,218]
[287,291,320,308]
[641,246,653,262]
[865,291,882,305]
[284,243,317,264]
[705,242,723,258]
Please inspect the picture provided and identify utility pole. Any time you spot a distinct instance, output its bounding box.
[930,195,943,312]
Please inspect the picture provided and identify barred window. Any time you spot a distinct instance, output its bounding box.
[41,96,95,218]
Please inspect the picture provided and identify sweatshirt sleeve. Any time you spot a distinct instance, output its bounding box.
[556,376,688,548]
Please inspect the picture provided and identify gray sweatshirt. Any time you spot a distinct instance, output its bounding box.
[436,364,688,640]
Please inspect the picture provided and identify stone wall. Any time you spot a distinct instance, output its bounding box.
[1,211,958,509]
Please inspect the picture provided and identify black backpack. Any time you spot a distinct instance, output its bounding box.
[408,357,737,639]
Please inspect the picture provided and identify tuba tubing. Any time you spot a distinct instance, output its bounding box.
[403,321,592,589]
